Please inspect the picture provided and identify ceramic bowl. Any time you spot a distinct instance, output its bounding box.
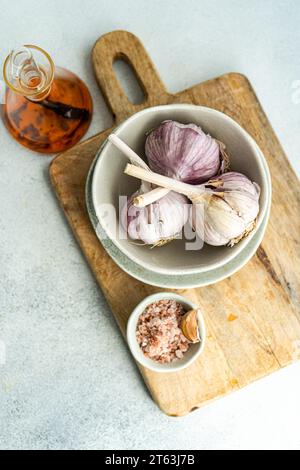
[87,138,271,288]
[87,134,272,288]
[127,292,206,372]
[91,104,271,276]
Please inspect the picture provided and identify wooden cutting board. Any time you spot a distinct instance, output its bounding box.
[49,30,300,416]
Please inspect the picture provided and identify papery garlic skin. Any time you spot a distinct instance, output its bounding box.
[121,189,189,246]
[145,120,223,184]
[192,172,260,246]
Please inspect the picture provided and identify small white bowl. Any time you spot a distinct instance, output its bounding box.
[92,104,270,277]
[127,292,206,373]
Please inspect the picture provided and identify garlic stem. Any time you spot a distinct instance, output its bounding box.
[108,134,170,202]
[108,134,149,170]
[124,163,206,200]
[133,186,170,207]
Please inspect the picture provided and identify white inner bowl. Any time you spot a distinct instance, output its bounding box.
[92,104,269,275]
[127,292,206,373]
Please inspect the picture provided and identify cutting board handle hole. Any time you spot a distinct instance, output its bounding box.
[113,58,145,105]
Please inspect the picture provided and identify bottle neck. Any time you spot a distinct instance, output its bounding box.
[23,76,53,101]
[3,45,54,102]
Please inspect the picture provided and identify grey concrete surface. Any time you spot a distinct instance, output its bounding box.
[0,0,299,450]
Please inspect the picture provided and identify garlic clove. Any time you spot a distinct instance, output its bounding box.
[180,309,202,343]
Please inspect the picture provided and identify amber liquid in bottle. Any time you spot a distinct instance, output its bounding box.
[2,46,93,153]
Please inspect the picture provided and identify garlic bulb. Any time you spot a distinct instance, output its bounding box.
[108,133,186,245]
[124,164,260,247]
[121,187,189,246]
[145,120,227,184]
[192,172,260,246]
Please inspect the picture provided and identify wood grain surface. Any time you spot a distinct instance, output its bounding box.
[49,30,300,416]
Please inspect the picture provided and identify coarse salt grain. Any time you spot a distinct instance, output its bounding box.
[136,299,190,364]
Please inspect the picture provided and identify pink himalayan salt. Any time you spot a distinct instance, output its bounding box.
[136,299,190,364]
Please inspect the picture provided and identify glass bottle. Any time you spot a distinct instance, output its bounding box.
[2,45,93,153]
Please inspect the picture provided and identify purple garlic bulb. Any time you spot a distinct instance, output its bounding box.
[145,120,226,184]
